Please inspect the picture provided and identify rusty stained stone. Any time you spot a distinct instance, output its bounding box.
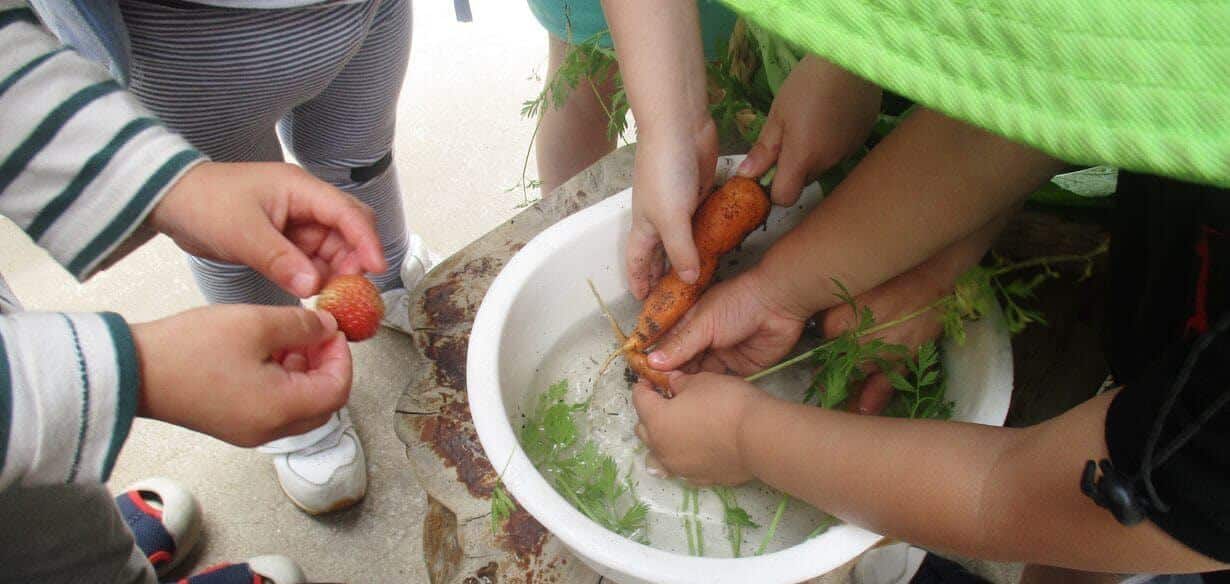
[419,401,497,499]
[422,332,469,390]
[424,280,466,329]
[502,507,549,560]
[422,256,503,329]
[463,562,499,584]
[424,496,463,584]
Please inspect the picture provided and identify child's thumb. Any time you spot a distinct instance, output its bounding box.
[736,120,783,179]
[257,307,338,351]
[648,313,710,371]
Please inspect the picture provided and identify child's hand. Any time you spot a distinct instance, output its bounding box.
[820,263,948,415]
[626,117,720,299]
[132,305,352,447]
[646,269,809,376]
[736,55,881,205]
[820,214,1006,414]
[632,372,772,485]
[148,161,386,299]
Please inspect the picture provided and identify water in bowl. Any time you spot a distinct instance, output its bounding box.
[522,296,833,557]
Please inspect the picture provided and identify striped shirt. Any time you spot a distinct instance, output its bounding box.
[0,1,203,491]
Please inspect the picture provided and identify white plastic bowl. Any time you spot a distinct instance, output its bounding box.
[468,156,1014,584]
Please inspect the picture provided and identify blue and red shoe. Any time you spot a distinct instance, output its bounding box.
[115,477,202,577]
[116,477,304,583]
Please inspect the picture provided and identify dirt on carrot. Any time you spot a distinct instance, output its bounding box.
[590,176,770,396]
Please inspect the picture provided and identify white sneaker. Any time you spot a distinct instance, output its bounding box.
[185,556,305,583]
[245,555,306,583]
[381,233,444,334]
[258,408,366,515]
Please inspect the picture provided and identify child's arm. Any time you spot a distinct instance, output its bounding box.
[600,0,716,299]
[755,107,1065,318]
[633,375,1227,573]
[0,305,351,491]
[0,2,372,491]
[648,108,1066,373]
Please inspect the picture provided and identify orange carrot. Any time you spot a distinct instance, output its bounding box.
[625,351,674,398]
[628,176,770,353]
[589,177,770,396]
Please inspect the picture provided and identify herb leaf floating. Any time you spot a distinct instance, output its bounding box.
[713,486,758,557]
[512,379,649,542]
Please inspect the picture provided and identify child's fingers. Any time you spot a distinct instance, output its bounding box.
[311,257,331,280]
[288,225,365,277]
[644,452,671,478]
[770,131,811,206]
[631,379,668,427]
[662,371,700,396]
[287,179,385,275]
[276,413,335,440]
[658,220,701,285]
[246,221,322,298]
[736,119,782,179]
[280,331,352,419]
[857,372,895,415]
[649,244,667,285]
[287,224,328,256]
[281,351,309,373]
[626,218,662,301]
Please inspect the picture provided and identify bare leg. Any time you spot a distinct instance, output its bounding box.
[536,35,620,197]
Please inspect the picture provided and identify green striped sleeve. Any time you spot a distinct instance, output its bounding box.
[67,149,203,277]
[0,47,67,101]
[26,117,160,241]
[99,312,138,481]
[0,6,34,31]
[0,81,121,196]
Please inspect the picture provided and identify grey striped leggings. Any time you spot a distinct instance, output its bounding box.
[120,0,411,305]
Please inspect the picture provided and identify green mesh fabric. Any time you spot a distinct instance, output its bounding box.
[720,0,1230,187]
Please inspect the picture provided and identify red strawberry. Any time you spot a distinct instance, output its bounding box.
[316,275,384,342]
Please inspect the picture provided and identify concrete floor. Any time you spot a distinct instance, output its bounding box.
[0,1,546,581]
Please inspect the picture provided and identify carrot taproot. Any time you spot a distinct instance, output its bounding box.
[626,176,770,353]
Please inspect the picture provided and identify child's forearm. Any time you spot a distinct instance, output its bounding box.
[737,392,1223,573]
[754,108,1066,318]
[600,0,708,141]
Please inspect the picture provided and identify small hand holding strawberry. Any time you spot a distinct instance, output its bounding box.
[133,305,352,447]
[148,161,386,299]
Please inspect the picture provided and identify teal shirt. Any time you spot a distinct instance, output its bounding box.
[527,0,736,61]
